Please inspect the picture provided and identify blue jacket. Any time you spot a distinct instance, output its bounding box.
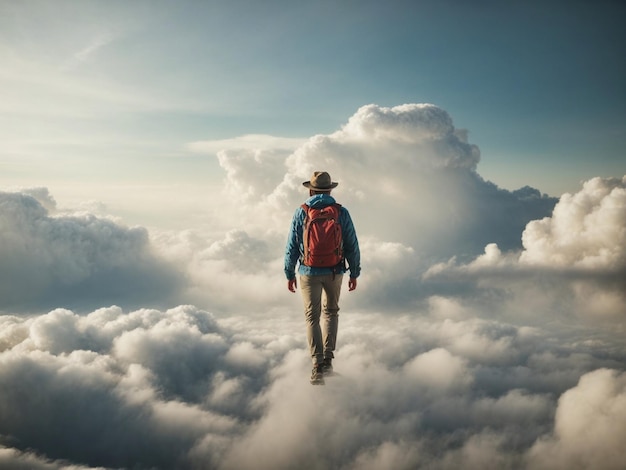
[284,194,361,280]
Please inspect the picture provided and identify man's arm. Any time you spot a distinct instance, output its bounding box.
[342,207,360,291]
[341,208,361,281]
[284,208,303,289]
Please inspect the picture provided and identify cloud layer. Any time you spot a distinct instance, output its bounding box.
[1,305,624,469]
[1,103,624,469]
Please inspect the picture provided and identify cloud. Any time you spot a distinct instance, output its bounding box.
[0,306,244,469]
[217,148,292,203]
[340,103,480,169]
[403,347,473,392]
[188,134,307,154]
[166,103,559,313]
[151,228,286,313]
[2,103,618,322]
[424,176,626,321]
[14,187,58,212]
[72,31,117,64]
[1,102,623,468]
[520,176,626,270]
[1,305,623,469]
[147,105,623,320]
[0,190,183,312]
[207,104,556,264]
[527,368,626,470]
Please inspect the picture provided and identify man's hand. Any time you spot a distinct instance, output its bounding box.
[288,278,297,293]
[348,278,357,291]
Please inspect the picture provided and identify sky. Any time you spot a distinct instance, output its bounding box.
[1,0,625,201]
[1,1,625,469]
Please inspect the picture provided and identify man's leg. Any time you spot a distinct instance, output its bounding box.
[299,275,324,366]
[321,273,343,361]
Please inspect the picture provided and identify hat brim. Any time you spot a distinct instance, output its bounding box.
[302,181,339,190]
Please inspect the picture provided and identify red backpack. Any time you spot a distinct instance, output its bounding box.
[301,203,343,267]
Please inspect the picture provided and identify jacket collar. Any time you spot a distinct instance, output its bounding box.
[305,193,336,208]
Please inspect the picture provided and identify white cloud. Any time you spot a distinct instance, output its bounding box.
[188,134,307,154]
[151,227,286,313]
[205,105,555,264]
[1,306,623,469]
[403,347,473,392]
[178,103,558,313]
[216,148,291,202]
[423,176,626,321]
[2,103,620,322]
[340,103,480,169]
[0,190,183,311]
[1,102,624,468]
[12,187,57,212]
[527,368,626,470]
[520,176,626,270]
[348,440,423,470]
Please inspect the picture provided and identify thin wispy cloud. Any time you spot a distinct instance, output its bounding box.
[188,134,308,154]
[73,31,117,62]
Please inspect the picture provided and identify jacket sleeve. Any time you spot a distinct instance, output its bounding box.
[284,207,304,280]
[341,208,361,278]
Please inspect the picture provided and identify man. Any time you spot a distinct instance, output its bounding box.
[284,171,361,385]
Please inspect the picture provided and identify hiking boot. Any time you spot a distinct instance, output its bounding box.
[321,358,333,376]
[310,365,325,385]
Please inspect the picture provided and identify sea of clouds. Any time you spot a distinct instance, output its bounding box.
[1,104,624,469]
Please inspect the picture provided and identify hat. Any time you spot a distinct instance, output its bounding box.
[302,171,339,190]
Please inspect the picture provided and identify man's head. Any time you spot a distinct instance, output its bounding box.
[302,171,338,194]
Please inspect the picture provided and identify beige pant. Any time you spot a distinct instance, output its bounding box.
[299,273,343,366]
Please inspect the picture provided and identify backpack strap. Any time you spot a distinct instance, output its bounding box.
[300,204,310,264]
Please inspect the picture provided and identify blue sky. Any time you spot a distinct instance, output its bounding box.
[1,0,624,200]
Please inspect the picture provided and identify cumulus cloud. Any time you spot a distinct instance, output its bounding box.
[527,368,626,470]
[188,135,306,204]
[216,149,290,202]
[0,190,183,312]
[178,103,557,313]
[424,176,626,320]
[152,228,286,313]
[520,176,626,270]
[191,104,555,259]
[262,104,556,258]
[0,304,623,469]
[15,187,58,212]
